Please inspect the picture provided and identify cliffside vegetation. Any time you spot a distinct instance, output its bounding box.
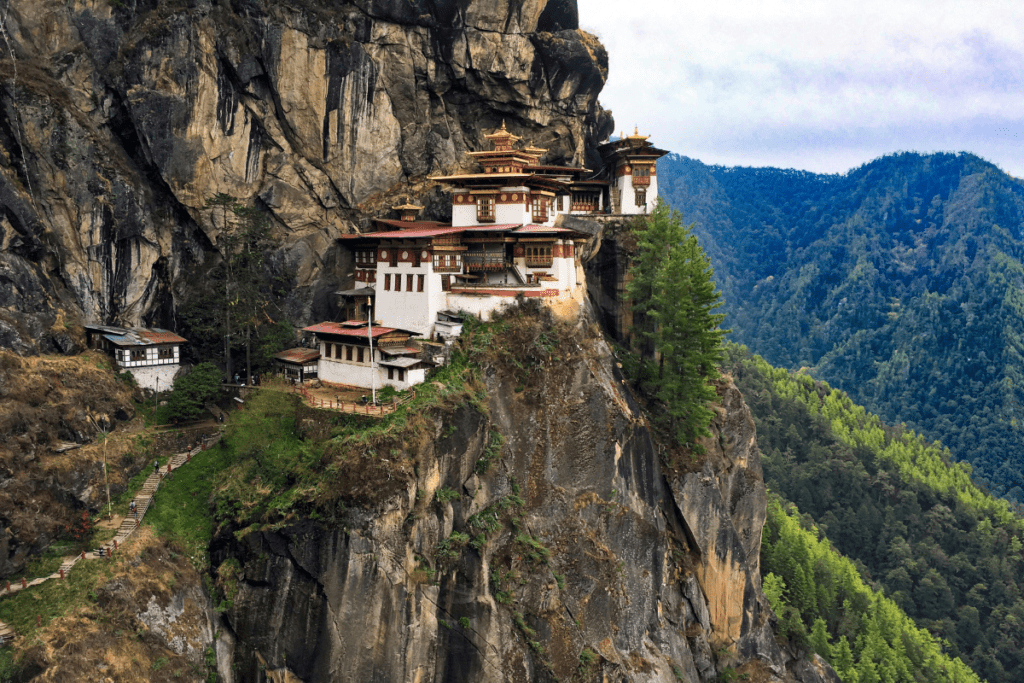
[727,345,1024,682]
[659,152,1024,501]
[621,202,727,454]
[762,497,980,683]
[178,195,293,380]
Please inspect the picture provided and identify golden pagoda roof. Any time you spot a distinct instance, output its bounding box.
[626,125,649,142]
[523,141,547,156]
[391,201,423,211]
[483,120,523,143]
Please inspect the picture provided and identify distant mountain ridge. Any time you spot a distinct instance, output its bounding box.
[658,151,1024,501]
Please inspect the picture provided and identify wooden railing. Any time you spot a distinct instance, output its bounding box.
[294,385,416,416]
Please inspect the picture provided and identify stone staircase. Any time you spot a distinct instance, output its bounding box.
[0,435,221,644]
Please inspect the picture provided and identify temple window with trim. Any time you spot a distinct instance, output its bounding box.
[477,196,495,222]
[635,189,647,207]
[525,245,553,267]
[531,197,547,222]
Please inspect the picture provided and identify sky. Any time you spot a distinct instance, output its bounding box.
[577,0,1024,177]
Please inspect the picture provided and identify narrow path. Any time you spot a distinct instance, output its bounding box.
[0,434,222,644]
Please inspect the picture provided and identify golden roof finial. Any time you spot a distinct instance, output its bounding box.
[500,119,508,132]
[634,125,639,135]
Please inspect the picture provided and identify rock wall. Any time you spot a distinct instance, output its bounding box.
[0,0,613,353]
[209,308,828,682]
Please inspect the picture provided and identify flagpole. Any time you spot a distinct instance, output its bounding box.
[368,296,376,405]
[102,428,111,520]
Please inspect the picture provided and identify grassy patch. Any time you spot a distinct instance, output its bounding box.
[0,557,112,639]
[146,440,241,571]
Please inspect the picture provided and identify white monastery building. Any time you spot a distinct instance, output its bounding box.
[303,124,668,391]
[84,325,186,392]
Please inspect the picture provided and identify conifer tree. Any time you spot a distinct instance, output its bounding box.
[626,200,727,448]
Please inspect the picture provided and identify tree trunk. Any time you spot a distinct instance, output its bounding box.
[246,324,252,385]
[225,284,233,383]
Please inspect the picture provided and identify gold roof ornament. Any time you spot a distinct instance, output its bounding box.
[391,197,423,211]
[484,120,523,143]
[627,125,650,143]
[523,140,547,157]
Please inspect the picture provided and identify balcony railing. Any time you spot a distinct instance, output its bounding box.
[463,253,507,270]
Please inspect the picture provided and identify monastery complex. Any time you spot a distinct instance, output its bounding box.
[298,125,668,391]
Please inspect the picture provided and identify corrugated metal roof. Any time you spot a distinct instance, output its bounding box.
[90,326,186,346]
[140,329,187,344]
[380,346,421,356]
[379,356,424,368]
[274,348,321,363]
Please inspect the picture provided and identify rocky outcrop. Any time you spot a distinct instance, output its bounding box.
[24,530,221,682]
[209,307,823,682]
[0,0,612,353]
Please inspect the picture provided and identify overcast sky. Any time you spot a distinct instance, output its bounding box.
[577,0,1024,177]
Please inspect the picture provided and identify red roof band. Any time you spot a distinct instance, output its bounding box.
[302,322,402,338]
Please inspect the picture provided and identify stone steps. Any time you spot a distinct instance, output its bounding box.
[0,435,221,644]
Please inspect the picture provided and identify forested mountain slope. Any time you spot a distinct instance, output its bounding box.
[659,153,1024,501]
[726,345,1024,683]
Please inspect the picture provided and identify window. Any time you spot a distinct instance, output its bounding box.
[158,347,174,360]
[632,166,650,177]
[531,197,547,223]
[357,347,364,363]
[388,367,394,380]
[407,274,414,292]
[417,274,425,292]
[398,369,405,382]
[384,273,391,291]
[525,245,553,267]
[433,253,460,272]
[130,349,145,361]
[395,274,401,292]
[635,189,647,207]
[477,196,495,222]
[346,346,353,361]
[441,275,451,291]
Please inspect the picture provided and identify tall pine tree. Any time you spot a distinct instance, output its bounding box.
[626,200,727,448]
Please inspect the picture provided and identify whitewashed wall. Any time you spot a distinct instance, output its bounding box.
[130,364,180,392]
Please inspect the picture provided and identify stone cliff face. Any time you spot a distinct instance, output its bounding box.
[208,309,826,682]
[0,0,612,353]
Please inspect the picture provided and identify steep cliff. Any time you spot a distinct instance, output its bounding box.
[206,305,829,682]
[0,0,612,353]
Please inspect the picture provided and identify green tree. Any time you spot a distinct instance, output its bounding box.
[809,617,831,660]
[166,362,222,421]
[189,195,284,383]
[626,200,727,447]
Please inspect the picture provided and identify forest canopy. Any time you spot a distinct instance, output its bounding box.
[659,151,1024,502]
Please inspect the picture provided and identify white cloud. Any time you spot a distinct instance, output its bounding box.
[578,0,1024,175]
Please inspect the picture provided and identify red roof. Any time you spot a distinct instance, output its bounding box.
[462,224,521,231]
[512,225,576,234]
[138,329,187,344]
[274,348,321,363]
[361,224,523,239]
[302,322,401,338]
[363,226,466,239]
